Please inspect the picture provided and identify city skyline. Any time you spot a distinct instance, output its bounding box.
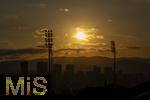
[0,0,150,99]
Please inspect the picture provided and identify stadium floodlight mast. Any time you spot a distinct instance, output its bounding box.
[44,29,53,96]
[111,40,117,98]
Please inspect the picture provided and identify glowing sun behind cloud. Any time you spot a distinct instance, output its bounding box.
[75,31,87,41]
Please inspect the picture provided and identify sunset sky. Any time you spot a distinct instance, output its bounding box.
[0,0,150,60]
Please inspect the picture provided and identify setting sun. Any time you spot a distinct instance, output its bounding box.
[75,32,87,41]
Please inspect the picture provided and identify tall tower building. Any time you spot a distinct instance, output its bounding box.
[52,64,62,76]
[20,61,28,75]
[64,64,75,81]
[65,64,75,75]
[93,65,101,74]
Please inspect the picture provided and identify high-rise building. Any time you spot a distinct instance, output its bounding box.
[64,64,75,81]
[65,64,75,75]
[20,61,28,75]
[104,67,113,83]
[36,62,48,75]
[92,65,103,87]
[51,64,62,94]
[93,65,101,74]
[63,64,75,93]
[52,64,62,76]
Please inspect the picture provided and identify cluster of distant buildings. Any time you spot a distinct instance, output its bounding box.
[0,61,148,94]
